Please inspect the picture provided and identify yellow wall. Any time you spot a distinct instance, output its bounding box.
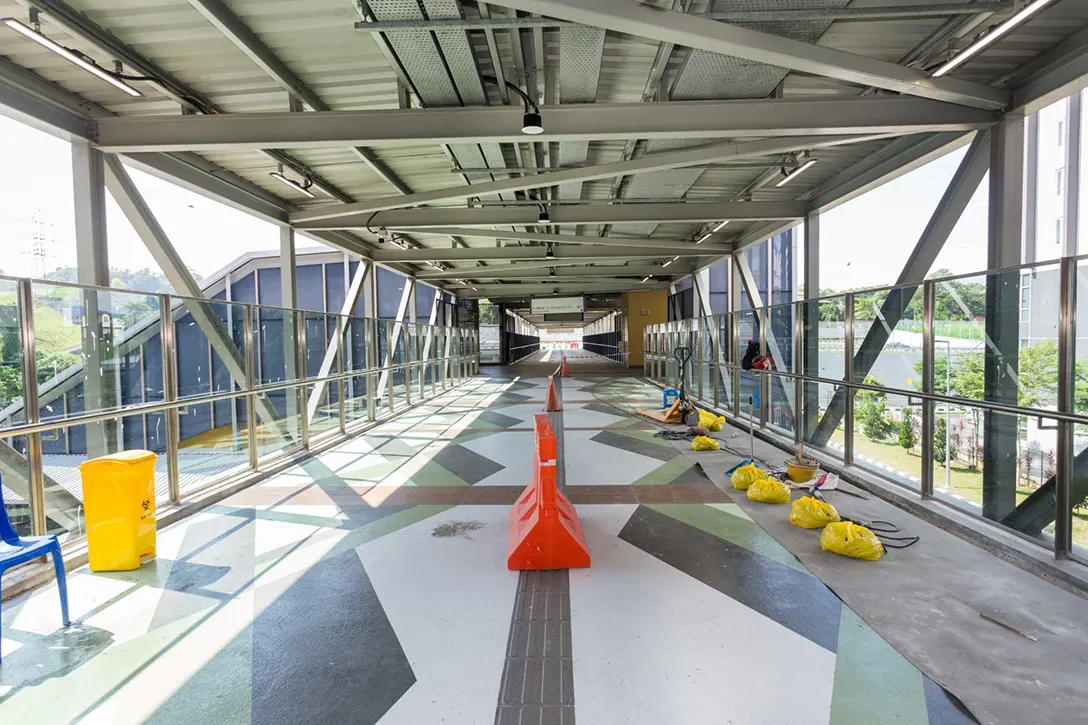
[622,289,668,368]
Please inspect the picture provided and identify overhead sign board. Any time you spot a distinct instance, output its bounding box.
[531,296,585,314]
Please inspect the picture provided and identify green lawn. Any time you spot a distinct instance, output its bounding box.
[831,427,1088,548]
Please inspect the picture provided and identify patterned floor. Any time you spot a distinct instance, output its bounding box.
[0,362,975,724]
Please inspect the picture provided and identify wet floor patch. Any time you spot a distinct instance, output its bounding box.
[431,520,486,538]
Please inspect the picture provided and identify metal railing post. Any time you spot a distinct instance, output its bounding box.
[17,279,47,535]
[387,320,396,414]
[844,293,855,464]
[793,302,803,444]
[921,281,936,498]
[337,316,347,434]
[297,312,309,448]
[159,294,181,502]
[731,313,741,417]
[366,318,376,422]
[758,308,768,428]
[1056,257,1077,557]
[243,304,258,469]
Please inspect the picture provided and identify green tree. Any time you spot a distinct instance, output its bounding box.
[856,375,895,440]
[1017,338,1058,408]
[934,417,958,463]
[911,356,950,392]
[0,365,21,408]
[898,408,917,452]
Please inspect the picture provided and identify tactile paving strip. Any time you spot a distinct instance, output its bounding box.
[495,570,575,725]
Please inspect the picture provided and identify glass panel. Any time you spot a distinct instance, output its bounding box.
[737,310,760,421]
[176,398,249,495]
[933,403,1052,549]
[851,283,921,394]
[254,389,304,460]
[172,296,246,403]
[931,266,1058,409]
[307,383,339,437]
[852,399,923,492]
[767,303,795,434]
[803,294,846,459]
[717,315,734,409]
[31,282,165,419]
[0,279,29,534]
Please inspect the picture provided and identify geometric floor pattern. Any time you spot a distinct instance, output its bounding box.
[0,362,976,724]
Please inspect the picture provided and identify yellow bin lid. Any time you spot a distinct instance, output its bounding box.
[78,449,157,471]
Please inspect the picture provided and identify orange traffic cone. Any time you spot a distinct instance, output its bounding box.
[544,377,561,412]
[507,414,591,571]
[561,358,569,378]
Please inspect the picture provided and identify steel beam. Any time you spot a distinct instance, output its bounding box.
[298,201,805,231]
[291,135,880,223]
[1009,26,1088,115]
[458,282,670,299]
[387,226,729,252]
[356,4,1011,29]
[93,98,995,153]
[103,155,291,442]
[804,132,973,213]
[446,266,665,282]
[419,264,666,280]
[484,0,1007,109]
[375,278,414,402]
[306,261,368,424]
[373,245,724,263]
[809,129,990,447]
[1064,93,1082,258]
[184,0,409,195]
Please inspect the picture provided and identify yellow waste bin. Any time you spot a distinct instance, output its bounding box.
[79,450,158,572]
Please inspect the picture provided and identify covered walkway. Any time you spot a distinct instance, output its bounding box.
[7,368,1084,724]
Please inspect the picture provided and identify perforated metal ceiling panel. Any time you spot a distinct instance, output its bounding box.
[558,26,605,203]
[369,0,460,106]
[670,0,850,101]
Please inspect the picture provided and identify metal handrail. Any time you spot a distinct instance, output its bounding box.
[0,359,454,438]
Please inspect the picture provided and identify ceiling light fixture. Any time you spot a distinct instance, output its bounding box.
[270,166,316,198]
[663,256,679,268]
[696,233,712,244]
[3,18,143,97]
[538,204,550,223]
[712,220,730,232]
[932,0,1057,77]
[481,74,543,135]
[546,244,555,259]
[641,276,652,283]
[775,158,819,188]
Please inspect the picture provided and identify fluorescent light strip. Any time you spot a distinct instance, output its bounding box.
[696,233,712,244]
[3,19,142,97]
[712,220,730,232]
[641,276,651,283]
[663,256,679,268]
[775,158,819,188]
[270,172,317,198]
[932,0,1057,77]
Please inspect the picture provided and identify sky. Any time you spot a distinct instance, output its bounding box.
[0,113,301,282]
[0,104,1071,294]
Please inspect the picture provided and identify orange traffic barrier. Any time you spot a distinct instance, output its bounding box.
[561,358,569,377]
[544,376,561,412]
[507,414,591,571]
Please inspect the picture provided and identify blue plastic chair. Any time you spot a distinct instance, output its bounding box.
[0,477,70,664]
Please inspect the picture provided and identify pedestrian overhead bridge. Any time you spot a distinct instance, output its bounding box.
[2,2,1088,723]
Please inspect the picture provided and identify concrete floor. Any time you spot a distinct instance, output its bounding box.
[0,350,1075,724]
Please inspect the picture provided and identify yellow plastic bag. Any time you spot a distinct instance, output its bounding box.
[698,409,726,432]
[746,478,791,504]
[789,496,840,529]
[729,463,767,490]
[820,521,884,561]
[690,435,720,451]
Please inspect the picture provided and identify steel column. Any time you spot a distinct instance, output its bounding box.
[159,294,181,502]
[843,293,855,465]
[1055,257,1076,555]
[921,281,936,498]
[243,305,258,469]
[1064,92,1082,258]
[17,280,46,535]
